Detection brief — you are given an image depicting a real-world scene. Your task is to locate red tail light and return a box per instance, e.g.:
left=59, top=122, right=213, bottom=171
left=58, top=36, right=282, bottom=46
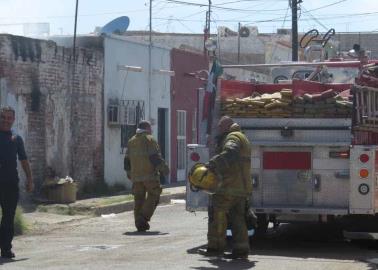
left=359, top=154, right=369, bottom=163
left=190, top=152, right=200, bottom=162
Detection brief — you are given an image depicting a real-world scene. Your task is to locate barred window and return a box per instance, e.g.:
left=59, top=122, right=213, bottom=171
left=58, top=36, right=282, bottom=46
left=120, top=100, right=145, bottom=148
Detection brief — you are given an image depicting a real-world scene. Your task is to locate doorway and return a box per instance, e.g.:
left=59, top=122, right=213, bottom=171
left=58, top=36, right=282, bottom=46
left=158, top=108, right=168, bottom=184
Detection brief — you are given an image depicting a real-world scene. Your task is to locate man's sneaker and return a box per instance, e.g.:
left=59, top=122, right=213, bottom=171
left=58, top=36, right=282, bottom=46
left=205, top=248, right=224, bottom=257
left=1, top=250, right=15, bottom=259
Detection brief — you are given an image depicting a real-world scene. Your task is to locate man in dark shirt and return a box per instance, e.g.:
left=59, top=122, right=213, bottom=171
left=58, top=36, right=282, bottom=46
left=0, top=106, right=33, bottom=259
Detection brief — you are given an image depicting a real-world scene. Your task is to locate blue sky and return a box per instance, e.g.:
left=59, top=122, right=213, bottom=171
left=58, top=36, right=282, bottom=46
left=0, top=0, right=377, bottom=36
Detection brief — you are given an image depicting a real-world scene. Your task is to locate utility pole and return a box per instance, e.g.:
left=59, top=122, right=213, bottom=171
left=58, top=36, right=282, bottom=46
left=71, top=0, right=79, bottom=178
left=73, top=0, right=79, bottom=63
left=237, top=22, right=241, bottom=64
left=148, top=0, right=152, bottom=120
left=291, top=0, right=299, bottom=61
left=204, top=0, right=211, bottom=54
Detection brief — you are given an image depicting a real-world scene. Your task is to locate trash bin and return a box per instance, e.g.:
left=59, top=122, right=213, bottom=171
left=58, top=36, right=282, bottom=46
left=47, top=182, right=77, bottom=204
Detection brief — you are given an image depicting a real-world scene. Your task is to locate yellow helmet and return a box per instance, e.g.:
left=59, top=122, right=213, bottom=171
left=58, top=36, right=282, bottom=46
left=188, top=163, right=218, bottom=193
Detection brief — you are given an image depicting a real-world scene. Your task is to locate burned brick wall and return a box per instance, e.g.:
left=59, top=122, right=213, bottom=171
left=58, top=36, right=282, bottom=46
left=0, top=34, right=104, bottom=192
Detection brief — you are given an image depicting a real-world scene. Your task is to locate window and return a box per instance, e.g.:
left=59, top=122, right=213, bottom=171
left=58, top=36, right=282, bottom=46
left=120, top=100, right=145, bottom=148
left=121, top=125, right=137, bottom=148
left=107, top=104, right=119, bottom=126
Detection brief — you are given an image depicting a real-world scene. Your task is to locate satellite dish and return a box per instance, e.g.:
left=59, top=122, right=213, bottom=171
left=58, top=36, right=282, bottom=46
left=101, top=16, right=130, bottom=35
left=205, top=38, right=217, bottom=52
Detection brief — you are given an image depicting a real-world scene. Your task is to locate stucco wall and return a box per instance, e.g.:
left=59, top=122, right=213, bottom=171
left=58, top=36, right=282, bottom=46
left=170, top=48, right=208, bottom=182
left=103, top=35, right=171, bottom=188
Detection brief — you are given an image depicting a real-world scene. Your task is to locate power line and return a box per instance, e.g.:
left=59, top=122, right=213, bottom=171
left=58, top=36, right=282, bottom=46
left=161, top=0, right=289, bottom=12
left=301, top=7, right=328, bottom=31
left=303, top=0, right=348, bottom=13
left=270, top=5, right=290, bottom=63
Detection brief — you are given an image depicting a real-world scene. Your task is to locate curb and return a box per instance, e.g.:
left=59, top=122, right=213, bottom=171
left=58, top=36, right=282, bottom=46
left=92, top=192, right=185, bottom=216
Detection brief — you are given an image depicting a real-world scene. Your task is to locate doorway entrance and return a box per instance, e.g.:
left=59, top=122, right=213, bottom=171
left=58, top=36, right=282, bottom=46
left=158, top=108, right=168, bottom=184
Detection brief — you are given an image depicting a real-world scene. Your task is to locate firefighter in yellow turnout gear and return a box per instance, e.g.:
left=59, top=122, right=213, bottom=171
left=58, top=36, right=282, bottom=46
left=124, top=120, right=170, bottom=232
left=206, top=116, right=252, bottom=259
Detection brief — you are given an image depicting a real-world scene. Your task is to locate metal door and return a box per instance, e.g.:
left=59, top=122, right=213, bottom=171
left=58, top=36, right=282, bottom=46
left=261, top=147, right=314, bottom=207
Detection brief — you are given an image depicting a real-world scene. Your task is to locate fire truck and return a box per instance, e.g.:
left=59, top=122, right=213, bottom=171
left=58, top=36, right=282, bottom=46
left=186, top=57, right=378, bottom=239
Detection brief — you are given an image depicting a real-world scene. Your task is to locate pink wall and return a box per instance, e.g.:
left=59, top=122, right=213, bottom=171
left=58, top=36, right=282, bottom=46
left=170, top=49, right=208, bottom=182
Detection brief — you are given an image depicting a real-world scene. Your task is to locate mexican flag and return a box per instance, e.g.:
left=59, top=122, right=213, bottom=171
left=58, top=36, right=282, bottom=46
left=203, top=59, right=223, bottom=128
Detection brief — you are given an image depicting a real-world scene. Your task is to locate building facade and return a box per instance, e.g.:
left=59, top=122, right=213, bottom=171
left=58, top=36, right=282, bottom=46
left=0, top=34, right=104, bottom=193
left=103, top=35, right=171, bottom=187
left=170, top=48, right=208, bottom=182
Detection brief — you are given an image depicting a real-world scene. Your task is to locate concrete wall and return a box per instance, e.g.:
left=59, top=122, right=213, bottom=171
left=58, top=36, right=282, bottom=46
left=124, top=33, right=265, bottom=64
left=0, top=34, right=104, bottom=192
left=103, top=35, right=171, bottom=188
left=335, top=33, right=378, bottom=59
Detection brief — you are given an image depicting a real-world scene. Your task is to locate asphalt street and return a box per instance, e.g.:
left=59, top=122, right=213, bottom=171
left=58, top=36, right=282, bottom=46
left=1, top=203, right=378, bottom=270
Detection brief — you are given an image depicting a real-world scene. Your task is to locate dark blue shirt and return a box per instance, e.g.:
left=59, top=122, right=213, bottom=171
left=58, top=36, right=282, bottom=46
left=0, top=130, right=27, bottom=183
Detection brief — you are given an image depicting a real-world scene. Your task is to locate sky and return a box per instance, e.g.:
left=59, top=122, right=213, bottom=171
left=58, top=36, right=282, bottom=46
left=0, top=0, right=377, bottom=36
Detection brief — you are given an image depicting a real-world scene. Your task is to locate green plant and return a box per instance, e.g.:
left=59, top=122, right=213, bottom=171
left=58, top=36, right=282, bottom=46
left=0, top=207, right=28, bottom=235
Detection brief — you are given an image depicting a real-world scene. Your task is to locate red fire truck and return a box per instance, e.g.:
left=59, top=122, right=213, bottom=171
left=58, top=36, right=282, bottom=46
left=186, top=60, right=378, bottom=239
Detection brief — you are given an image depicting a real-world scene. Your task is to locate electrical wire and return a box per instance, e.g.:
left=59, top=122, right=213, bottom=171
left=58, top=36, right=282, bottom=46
left=269, top=5, right=290, bottom=63
left=120, top=70, right=129, bottom=102
left=161, top=0, right=289, bottom=12
left=301, top=7, right=328, bottom=31
left=303, top=0, right=348, bottom=13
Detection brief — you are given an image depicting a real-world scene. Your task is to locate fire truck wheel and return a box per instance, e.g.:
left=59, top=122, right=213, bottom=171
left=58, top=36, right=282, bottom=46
left=274, top=75, right=288, bottom=83
left=254, top=214, right=269, bottom=239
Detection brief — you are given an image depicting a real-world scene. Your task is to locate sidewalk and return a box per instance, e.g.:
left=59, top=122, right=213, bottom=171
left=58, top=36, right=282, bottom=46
left=35, top=183, right=186, bottom=217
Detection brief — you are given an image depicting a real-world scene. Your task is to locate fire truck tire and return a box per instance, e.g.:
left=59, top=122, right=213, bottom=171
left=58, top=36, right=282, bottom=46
left=254, top=214, right=269, bottom=239
left=274, top=75, right=288, bottom=83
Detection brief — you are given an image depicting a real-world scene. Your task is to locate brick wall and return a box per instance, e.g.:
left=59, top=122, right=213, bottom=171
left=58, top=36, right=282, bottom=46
left=0, top=34, right=104, bottom=191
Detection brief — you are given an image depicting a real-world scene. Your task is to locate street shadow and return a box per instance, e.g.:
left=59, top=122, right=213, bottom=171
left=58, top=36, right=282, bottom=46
left=250, top=222, right=378, bottom=264
left=187, top=244, right=256, bottom=269
left=187, top=223, right=378, bottom=270
left=123, top=231, right=169, bottom=236
left=191, top=258, right=257, bottom=270
left=0, top=258, right=28, bottom=265
left=187, top=244, right=208, bottom=255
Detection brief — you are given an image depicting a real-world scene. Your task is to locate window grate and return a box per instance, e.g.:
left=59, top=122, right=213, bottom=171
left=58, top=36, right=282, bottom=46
left=120, top=100, right=145, bottom=148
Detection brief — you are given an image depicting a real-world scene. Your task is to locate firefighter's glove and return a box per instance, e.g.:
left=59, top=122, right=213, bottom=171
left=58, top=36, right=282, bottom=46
left=157, top=162, right=170, bottom=176
left=205, top=161, right=216, bottom=173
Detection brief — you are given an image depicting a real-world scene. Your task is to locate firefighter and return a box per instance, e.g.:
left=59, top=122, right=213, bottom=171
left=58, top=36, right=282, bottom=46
left=124, top=120, right=169, bottom=232
left=0, top=106, right=34, bottom=258
left=206, top=116, right=252, bottom=259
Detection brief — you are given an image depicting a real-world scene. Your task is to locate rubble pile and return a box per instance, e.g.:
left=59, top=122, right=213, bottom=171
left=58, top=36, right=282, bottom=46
left=357, top=64, right=378, bottom=88
left=221, top=88, right=352, bottom=118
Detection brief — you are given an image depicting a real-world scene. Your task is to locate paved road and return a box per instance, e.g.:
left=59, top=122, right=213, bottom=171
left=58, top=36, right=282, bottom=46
left=1, top=203, right=378, bottom=270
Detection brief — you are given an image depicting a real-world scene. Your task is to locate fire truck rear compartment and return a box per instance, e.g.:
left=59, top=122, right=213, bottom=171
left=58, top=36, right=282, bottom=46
left=242, top=118, right=351, bottom=218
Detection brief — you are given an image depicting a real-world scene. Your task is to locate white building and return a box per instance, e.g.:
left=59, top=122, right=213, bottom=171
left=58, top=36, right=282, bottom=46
left=103, top=35, right=171, bottom=188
